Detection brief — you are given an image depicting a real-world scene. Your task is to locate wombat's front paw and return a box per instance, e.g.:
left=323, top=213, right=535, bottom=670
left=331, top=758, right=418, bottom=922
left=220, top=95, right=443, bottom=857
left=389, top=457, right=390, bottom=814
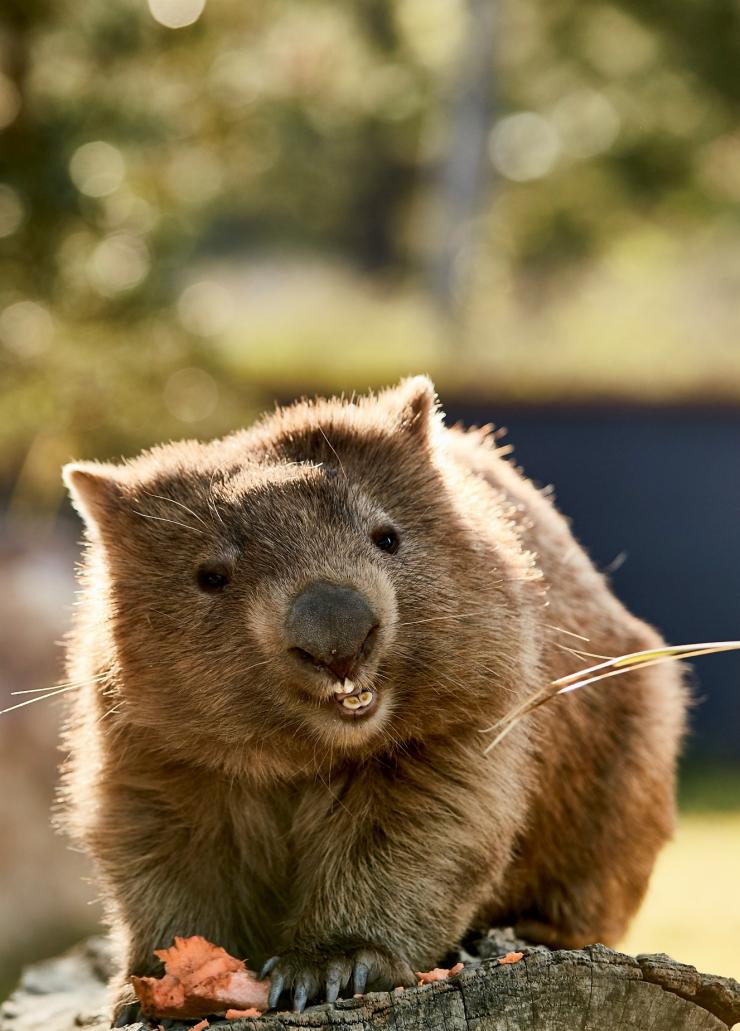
left=260, top=942, right=416, bottom=1012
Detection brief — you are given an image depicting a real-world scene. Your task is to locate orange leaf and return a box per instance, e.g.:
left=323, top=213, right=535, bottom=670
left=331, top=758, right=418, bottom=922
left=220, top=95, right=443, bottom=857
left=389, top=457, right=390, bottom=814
left=415, top=962, right=464, bottom=985
left=132, top=936, right=269, bottom=1019
left=154, top=937, right=242, bottom=980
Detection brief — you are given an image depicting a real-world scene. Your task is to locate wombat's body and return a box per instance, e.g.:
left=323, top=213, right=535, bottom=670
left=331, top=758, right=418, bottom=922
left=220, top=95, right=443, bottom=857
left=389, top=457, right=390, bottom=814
left=60, top=378, right=685, bottom=1020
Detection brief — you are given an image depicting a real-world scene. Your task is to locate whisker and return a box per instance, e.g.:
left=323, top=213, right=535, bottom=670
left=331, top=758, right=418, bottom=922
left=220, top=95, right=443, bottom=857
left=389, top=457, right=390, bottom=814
left=552, top=642, right=614, bottom=662
left=11, top=672, right=109, bottom=695
left=132, top=510, right=208, bottom=536
left=239, top=658, right=274, bottom=676
left=318, top=427, right=346, bottom=479
left=391, top=608, right=499, bottom=629
left=12, top=686, right=80, bottom=695
left=140, top=491, right=213, bottom=531
left=1, top=684, right=79, bottom=716
left=207, top=472, right=228, bottom=529
left=98, top=702, right=124, bottom=722
left=544, top=623, right=590, bottom=642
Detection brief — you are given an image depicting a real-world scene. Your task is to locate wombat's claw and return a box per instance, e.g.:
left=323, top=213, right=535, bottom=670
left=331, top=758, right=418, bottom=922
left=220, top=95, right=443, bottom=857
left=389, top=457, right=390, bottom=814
left=267, top=970, right=285, bottom=1010
left=264, top=944, right=415, bottom=1012
left=353, top=961, right=369, bottom=995
left=292, top=981, right=309, bottom=1013
left=112, top=1001, right=143, bottom=1027
left=325, top=961, right=344, bottom=1004
left=260, top=955, right=280, bottom=979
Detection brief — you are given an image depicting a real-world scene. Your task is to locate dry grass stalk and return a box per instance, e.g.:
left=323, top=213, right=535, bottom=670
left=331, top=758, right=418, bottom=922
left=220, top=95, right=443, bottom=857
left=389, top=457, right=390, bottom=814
left=481, top=641, right=740, bottom=755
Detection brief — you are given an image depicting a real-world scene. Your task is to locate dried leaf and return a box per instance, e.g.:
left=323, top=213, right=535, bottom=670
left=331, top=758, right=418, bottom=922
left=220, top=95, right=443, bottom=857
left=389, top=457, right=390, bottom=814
left=415, top=961, right=464, bottom=985
left=154, top=937, right=243, bottom=980
left=132, top=936, right=269, bottom=1019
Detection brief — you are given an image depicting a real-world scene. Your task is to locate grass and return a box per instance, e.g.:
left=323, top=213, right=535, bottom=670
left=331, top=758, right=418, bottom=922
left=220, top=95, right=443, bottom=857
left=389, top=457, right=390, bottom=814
left=679, top=764, right=740, bottom=814
left=620, top=810, right=740, bottom=985
left=621, top=766, right=740, bottom=997
left=207, top=238, right=740, bottom=405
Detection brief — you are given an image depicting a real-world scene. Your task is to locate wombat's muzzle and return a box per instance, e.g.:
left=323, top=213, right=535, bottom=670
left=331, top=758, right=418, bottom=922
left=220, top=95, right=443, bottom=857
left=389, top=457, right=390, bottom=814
left=285, top=582, right=379, bottom=682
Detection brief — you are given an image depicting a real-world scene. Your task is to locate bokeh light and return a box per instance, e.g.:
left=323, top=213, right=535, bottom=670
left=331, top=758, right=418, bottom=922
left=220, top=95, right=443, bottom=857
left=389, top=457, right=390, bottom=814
left=163, top=367, right=219, bottom=422
left=177, top=280, right=235, bottom=337
left=0, top=302, right=54, bottom=359
left=0, top=186, right=24, bottom=239
left=68, top=142, right=125, bottom=199
left=147, top=0, right=207, bottom=30
left=582, top=6, right=658, bottom=77
left=165, top=148, right=224, bottom=205
left=208, top=51, right=262, bottom=110
left=697, top=133, right=740, bottom=204
left=550, top=90, right=620, bottom=160
left=87, top=233, right=150, bottom=296
left=489, top=112, right=560, bottom=181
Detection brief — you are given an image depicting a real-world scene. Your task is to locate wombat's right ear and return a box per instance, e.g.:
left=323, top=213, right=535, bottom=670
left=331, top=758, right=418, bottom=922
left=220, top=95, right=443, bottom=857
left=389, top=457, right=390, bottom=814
left=62, top=462, right=124, bottom=533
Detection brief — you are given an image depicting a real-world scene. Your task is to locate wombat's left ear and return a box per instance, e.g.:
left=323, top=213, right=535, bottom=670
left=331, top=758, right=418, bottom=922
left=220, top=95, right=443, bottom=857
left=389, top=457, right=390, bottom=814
left=62, top=461, right=125, bottom=535
left=383, top=375, right=440, bottom=442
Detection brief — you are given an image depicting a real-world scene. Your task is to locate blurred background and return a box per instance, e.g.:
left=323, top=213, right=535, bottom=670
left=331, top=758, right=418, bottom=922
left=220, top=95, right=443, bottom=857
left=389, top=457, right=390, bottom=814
left=1, top=0, right=739, bottom=1005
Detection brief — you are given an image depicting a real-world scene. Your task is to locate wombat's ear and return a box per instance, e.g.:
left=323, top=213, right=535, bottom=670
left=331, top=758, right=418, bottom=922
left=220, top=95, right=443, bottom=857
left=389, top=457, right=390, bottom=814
left=62, top=462, right=125, bottom=534
left=382, top=375, right=439, bottom=442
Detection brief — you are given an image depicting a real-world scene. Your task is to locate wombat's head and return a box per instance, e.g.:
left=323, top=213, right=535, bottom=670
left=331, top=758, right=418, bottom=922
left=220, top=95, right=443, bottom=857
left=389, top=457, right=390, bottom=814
left=64, top=377, right=540, bottom=777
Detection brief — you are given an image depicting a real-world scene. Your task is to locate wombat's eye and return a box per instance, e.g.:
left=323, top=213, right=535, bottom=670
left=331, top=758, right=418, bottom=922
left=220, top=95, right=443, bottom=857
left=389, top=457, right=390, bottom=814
left=196, top=563, right=230, bottom=593
left=372, top=527, right=400, bottom=554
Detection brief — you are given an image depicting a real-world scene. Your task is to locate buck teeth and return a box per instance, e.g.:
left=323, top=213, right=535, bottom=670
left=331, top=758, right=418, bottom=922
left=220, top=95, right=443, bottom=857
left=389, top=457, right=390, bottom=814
left=340, top=690, right=374, bottom=711
left=333, top=680, right=356, bottom=696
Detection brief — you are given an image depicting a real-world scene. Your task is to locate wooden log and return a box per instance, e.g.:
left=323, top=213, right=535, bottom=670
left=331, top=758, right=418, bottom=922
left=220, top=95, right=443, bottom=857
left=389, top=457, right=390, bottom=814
left=2, top=930, right=738, bottom=1031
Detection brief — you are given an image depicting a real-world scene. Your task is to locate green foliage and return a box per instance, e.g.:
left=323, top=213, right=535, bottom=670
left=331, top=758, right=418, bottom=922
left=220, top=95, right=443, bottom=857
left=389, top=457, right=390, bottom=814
left=1, top=0, right=740, bottom=506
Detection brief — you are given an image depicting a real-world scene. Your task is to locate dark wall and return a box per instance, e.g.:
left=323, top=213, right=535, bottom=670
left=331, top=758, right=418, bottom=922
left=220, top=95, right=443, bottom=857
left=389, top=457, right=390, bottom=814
left=445, top=403, right=740, bottom=763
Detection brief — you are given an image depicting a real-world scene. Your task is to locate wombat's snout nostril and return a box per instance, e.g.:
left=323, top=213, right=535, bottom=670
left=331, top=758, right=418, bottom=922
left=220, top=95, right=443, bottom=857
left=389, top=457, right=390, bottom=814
left=286, top=582, right=379, bottom=682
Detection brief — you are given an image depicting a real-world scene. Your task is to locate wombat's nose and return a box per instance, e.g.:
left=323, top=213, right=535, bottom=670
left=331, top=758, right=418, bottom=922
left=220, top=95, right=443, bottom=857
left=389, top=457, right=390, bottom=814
left=286, top=582, right=378, bottom=681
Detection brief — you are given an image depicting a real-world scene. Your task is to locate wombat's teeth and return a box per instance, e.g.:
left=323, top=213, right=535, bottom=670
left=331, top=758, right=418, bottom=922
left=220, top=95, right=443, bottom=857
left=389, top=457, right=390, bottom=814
left=342, top=696, right=362, bottom=709
left=358, top=691, right=373, bottom=706
left=333, top=680, right=355, bottom=696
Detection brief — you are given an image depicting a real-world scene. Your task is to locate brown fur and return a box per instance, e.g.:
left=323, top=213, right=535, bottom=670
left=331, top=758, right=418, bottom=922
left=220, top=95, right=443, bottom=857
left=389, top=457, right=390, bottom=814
left=59, top=377, right=685, bottom=1017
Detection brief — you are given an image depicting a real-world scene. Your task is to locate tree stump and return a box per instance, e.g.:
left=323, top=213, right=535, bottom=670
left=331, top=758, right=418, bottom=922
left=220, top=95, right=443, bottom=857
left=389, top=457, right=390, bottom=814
left=2, top=930, right=738, bottom=1031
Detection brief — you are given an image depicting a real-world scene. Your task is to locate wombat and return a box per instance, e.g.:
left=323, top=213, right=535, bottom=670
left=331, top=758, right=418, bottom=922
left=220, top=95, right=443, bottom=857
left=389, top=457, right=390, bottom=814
left=60, top=376, right=685, bottom=1021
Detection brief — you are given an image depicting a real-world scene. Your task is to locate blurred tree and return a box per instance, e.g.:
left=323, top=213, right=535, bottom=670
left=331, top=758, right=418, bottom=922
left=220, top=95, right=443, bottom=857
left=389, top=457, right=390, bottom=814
left=427, top=0, right=496, bottom=318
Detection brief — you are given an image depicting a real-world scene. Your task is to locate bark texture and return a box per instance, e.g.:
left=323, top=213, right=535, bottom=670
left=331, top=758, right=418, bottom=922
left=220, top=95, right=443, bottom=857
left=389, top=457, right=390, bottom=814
left=2, top=931, right=738, bottom=1031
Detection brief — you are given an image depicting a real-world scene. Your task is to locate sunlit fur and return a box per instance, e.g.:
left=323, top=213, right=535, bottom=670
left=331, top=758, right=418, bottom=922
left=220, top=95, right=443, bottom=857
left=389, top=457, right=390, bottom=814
left=58, top=377, right=686, bottom=1017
